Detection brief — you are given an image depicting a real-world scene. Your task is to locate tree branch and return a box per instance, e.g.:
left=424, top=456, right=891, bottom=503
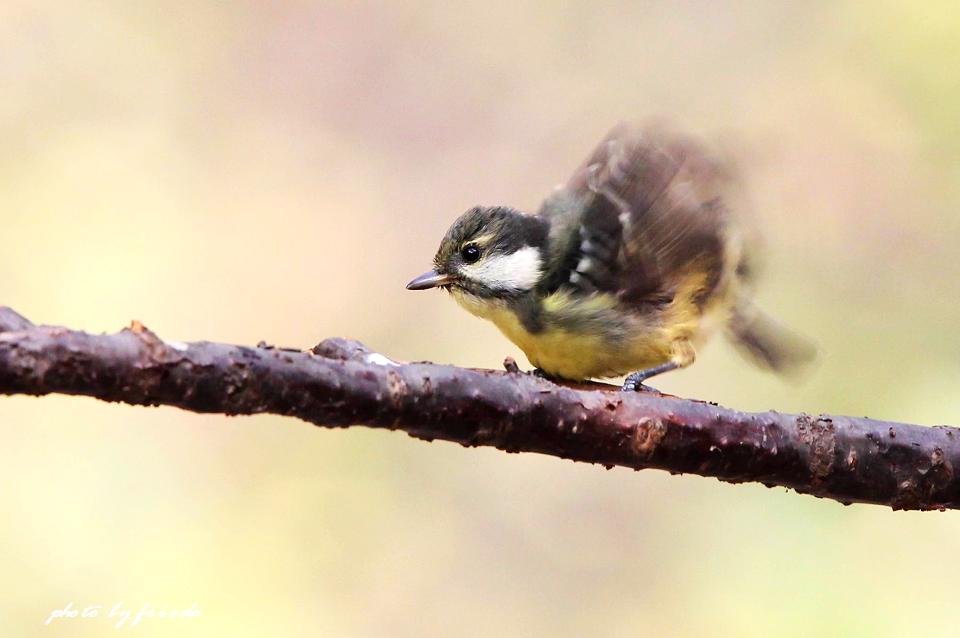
left=0, top=306, right=955, bottom=511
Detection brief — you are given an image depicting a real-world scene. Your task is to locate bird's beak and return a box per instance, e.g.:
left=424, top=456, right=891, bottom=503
left=406, top=270, right=456, bottom=290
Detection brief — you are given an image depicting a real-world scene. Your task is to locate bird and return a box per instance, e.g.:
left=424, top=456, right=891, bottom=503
left=406, top=123, right=815, bottom=391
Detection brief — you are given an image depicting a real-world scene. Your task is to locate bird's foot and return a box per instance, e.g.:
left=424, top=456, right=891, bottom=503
left=621, top=374, right=661, bottom=394
left=621, top=361, right=680, bottom=393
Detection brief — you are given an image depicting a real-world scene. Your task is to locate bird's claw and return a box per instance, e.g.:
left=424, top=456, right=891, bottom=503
left=622, top=373, right=661, bottom=394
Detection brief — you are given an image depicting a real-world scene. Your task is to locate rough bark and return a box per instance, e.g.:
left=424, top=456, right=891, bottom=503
left=0, top=306, right=956, bottom=511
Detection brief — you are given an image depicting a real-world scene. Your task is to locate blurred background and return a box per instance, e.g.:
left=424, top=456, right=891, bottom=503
left=2, top=1, right=959, bottom=635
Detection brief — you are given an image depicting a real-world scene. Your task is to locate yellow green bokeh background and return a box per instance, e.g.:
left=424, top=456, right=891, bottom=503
left=3, top=2, right=960, bottom=636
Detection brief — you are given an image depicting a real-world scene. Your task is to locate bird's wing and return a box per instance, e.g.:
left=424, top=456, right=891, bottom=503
left=537, top=124, right=733, bottom=305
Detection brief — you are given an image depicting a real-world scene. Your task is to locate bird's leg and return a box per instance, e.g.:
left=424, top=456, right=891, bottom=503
left=622, top=361, right=679, bottom=393
left=624, top=340, right=695, bottom=393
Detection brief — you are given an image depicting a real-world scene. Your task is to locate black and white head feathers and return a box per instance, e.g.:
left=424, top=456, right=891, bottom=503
left=432, top=206, right=549, bottom=298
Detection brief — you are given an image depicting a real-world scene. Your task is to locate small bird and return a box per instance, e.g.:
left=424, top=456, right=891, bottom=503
left=407, top=124, right=814, bottom=391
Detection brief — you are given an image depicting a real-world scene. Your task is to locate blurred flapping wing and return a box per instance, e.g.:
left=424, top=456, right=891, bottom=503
left=537, top=124, right=732, bottom=305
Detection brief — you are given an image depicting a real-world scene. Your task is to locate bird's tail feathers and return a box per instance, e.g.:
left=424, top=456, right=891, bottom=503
left=726, top=301, right=817, bottom=378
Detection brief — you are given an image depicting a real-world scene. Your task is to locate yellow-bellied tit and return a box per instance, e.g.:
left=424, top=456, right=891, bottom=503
left=407, top=124, right=815, bottom=391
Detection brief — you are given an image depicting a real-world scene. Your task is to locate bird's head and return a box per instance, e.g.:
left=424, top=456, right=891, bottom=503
left=406, top=206, right=548, bottom=299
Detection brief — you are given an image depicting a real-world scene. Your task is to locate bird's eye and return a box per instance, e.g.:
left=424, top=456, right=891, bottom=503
left=461, top=244, right=481, bottom=264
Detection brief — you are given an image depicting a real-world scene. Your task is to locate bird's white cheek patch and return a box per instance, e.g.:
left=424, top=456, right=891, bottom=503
left=463, top=246, right=542, bottom=292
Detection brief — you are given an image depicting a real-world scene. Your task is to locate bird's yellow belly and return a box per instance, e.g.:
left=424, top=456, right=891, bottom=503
left=505, top=324, right=671, bottom=380
left=451, top=290, right=673, bottom=380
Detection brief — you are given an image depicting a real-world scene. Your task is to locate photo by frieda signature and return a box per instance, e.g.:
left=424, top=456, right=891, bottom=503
left=44, top=601, right=201, bottom=629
